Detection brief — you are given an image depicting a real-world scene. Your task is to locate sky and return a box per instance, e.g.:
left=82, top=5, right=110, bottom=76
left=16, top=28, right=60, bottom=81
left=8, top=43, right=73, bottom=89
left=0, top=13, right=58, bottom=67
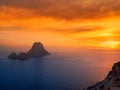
left=0, top=0, right=120, bottom=49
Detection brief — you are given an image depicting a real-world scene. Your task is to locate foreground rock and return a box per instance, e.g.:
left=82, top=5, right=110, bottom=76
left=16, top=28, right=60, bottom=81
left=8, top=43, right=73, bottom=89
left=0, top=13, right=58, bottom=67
left=8, top=42, right=50, bottom=60
left=87, top=62, right=120, bottom=90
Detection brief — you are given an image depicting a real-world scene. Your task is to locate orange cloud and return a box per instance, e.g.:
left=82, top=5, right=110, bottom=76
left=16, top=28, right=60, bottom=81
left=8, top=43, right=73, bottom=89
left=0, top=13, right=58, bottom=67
left=0, top=26, right=25, bottom=31
left=0, top=0, right=120, bottom=49
left=45, top=26, right=104, bottom=35
left=0, top=0, right=120, bottom=20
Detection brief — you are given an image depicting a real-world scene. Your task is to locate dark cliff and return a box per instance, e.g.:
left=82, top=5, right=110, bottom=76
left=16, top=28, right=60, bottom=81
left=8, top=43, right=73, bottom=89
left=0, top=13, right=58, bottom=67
left=87, top=62, right=120, bottom=90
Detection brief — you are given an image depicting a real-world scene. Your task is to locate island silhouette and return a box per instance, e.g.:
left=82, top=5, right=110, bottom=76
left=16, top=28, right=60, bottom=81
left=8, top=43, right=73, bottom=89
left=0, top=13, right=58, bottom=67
left=8, top=42, right=50, bottom=60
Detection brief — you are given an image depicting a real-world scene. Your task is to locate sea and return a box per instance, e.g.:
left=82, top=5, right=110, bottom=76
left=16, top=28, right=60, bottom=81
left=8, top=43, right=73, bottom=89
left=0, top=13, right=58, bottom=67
left=0, top=47, right=120, bottom=90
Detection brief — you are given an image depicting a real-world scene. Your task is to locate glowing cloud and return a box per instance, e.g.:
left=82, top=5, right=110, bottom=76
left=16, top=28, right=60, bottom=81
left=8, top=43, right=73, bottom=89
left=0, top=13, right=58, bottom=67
left=0, top=0, right=120, bottom=49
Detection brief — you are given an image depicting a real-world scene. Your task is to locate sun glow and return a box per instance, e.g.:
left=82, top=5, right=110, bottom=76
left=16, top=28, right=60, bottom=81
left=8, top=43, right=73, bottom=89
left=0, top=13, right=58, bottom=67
left=101, top=41, right=119, bottom=49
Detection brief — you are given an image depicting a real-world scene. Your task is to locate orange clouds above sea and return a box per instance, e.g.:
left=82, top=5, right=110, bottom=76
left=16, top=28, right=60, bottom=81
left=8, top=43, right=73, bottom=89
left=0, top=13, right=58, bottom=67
left=0, top=0, right=120, bottom=49
left=0, top=0, right=120, bottom=20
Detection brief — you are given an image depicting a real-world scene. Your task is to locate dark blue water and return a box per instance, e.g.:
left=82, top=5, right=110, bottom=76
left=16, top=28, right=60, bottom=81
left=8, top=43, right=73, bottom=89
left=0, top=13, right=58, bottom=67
left=0, top=49, right=120, bottom=90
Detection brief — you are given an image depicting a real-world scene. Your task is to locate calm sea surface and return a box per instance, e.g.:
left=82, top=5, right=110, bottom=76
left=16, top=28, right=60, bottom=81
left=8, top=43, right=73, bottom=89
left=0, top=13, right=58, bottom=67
left=0, top=48, right=120, bottom=90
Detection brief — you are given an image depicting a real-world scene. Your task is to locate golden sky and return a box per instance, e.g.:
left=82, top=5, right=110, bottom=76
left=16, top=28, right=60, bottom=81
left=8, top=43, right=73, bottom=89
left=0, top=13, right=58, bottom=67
left=0, top=0, right=120, bottom=49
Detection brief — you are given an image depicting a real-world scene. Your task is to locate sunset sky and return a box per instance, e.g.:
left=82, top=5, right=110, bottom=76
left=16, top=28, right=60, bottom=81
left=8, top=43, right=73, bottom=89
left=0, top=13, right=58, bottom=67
left=0, top=0, right=120, bottom=49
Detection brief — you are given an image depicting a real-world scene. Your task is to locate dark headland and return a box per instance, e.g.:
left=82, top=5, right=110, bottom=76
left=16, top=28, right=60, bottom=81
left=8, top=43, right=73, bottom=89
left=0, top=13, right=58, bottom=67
left=87, top=61, right=120, bottom=90
left=8, top=42, right=50, bottom=60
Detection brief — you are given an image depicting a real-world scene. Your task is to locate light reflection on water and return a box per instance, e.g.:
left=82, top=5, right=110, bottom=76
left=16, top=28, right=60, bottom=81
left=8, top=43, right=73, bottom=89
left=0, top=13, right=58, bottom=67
left=0, top=48, right=120, bottom=89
